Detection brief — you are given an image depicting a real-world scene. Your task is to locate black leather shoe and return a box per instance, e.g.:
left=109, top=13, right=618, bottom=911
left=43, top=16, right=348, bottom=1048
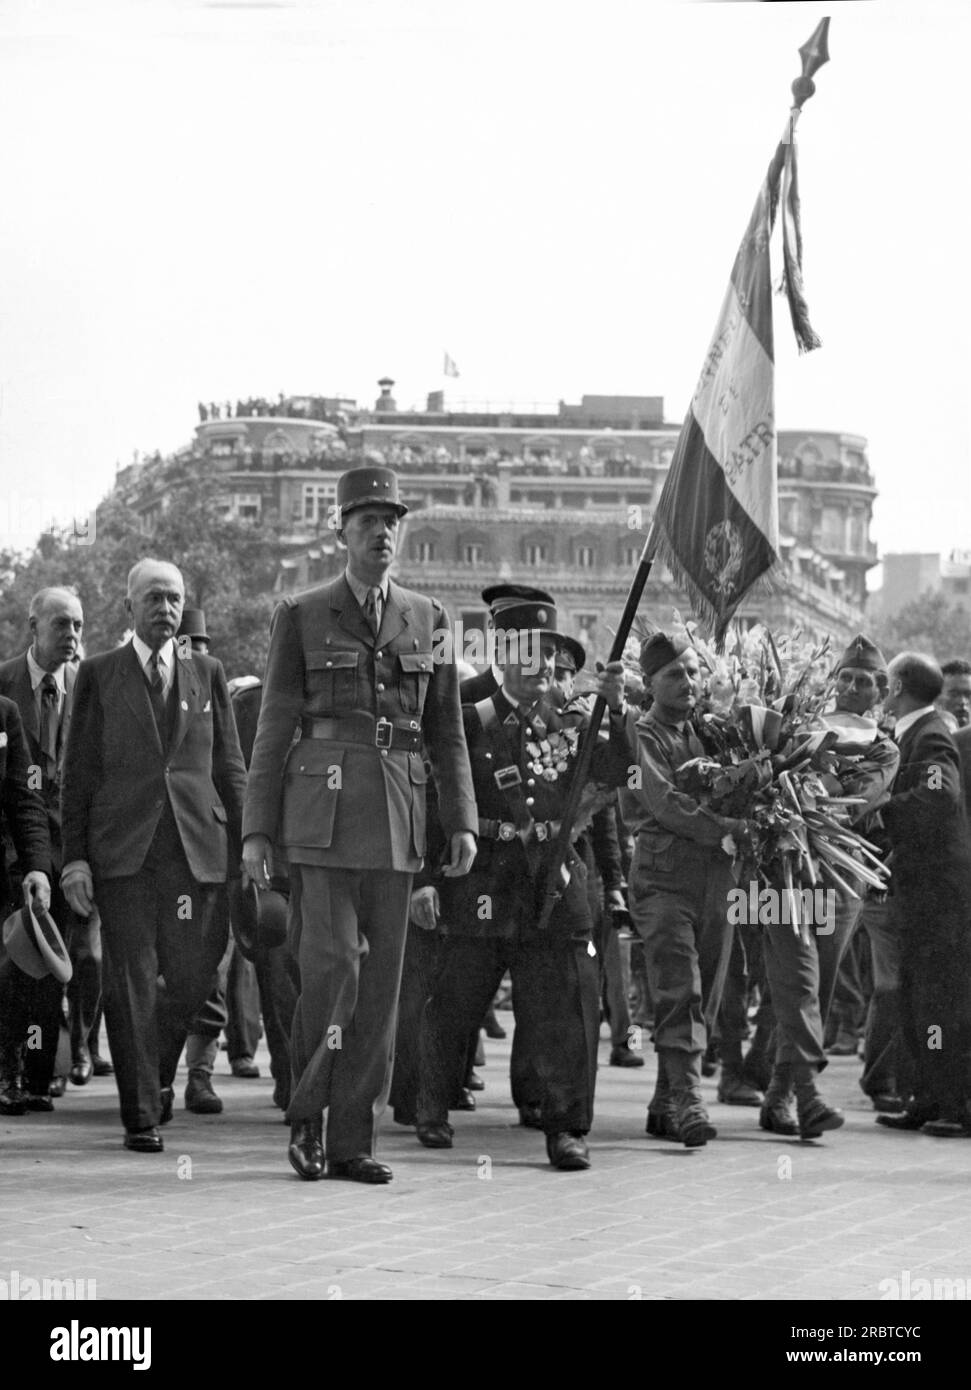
left=70, top=1050, right=92, bottom=1086
left=454, top=1088, right=476, bottom=1111
left=24, top=1094, right=55, bottom=1113
left=546, top=1132, right=591, bottom=1171
left=91, top=1055, right=114, bottom=1077
left=877, top=1110, right=933, bottom=1132
left=465, top=1071, right=485, bottom=1091
left=48, top=1076, right=67, bottom=1098
left=518, top=1103, right=542, bottom=1130
left=159, top=1087, right=174, bottom=1126
left=124, top=1127, right=163, bottom=1153
left=921, top=1119, right=971, bottom=1138
left=870, top=1093, right=905, bottom=1114
left=288, top=1120, right=324, bottom=1180
left=416, top=1121, right=454, bottom=1149
left=609, top=1045, right=645, bottom=1068
left=327, top=1155, right=393, bottom=1184
left=185, top=1071, right=223, bottom=1115
left=0, top=1086, right=26, bottom=1117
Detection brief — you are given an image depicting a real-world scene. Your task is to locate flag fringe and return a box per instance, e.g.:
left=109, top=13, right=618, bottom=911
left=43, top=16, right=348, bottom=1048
left=649, top=527, right=782, bottom=650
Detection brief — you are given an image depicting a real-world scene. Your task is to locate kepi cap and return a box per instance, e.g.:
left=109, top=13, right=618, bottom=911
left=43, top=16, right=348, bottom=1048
left=337, top=467, right=408, bottom=521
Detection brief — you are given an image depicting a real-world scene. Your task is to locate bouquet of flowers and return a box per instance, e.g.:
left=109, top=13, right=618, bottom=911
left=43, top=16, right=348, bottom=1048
left=625, top=615, right=891, bottom=931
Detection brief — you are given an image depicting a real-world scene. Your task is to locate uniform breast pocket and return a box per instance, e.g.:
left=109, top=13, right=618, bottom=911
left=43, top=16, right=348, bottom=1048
left=635, top=830, right=677, bottom=875
left=305, top=649, right=359, bottom=712
left=397, top=652, right=433, bottom=715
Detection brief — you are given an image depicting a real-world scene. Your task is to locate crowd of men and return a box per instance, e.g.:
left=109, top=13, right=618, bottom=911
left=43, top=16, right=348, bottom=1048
left=1, top=463, right=970, bottom=1179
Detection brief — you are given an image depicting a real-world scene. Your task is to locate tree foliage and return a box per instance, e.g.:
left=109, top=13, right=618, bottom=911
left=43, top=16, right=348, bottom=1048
left=0, top=472, right=286, bottom=677
left=872, top=590, right=971, bottom=664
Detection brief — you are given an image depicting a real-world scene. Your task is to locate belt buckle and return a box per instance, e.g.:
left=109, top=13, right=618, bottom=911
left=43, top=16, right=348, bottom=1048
left=534, top=822, right=548, bottom=843
left=498, top=822, right=517, bottom=842
left=494, top=765, right=522, bottom=790
left=375, top=718, right=393, bottom=749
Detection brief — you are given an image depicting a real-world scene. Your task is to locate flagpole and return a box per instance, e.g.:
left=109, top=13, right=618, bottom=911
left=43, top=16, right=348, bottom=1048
left=535, top=18, right=831, bottom=933
left=535, top=524, right=657, bottom=933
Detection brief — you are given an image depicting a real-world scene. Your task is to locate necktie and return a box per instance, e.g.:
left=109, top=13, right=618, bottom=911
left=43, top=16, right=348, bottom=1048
left=148, top=652, right=167, bottom=737
left=364, top=587, right=381, bottom=637
left=40, top=674, right=59, bottom=779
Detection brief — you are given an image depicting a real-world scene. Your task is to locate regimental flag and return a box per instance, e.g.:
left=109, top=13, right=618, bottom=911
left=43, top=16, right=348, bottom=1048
left=443, top=352, right=460, bottom=378
left=651, top=61, right=825, bottom=645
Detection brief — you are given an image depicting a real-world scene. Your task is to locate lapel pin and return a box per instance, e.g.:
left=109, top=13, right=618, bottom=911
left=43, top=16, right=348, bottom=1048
left=181, top=700, right=189, bottom=711
left=203, top=700, right=211, bottom=712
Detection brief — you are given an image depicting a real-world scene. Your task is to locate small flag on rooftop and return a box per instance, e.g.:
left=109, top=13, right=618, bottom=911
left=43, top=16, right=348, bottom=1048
left=443, top=352, right=460, bottom=378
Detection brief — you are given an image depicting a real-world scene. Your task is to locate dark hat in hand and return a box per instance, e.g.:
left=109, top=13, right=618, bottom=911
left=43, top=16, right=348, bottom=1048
left=229, top=879, right=289, bottom=962
left=2, top=901, right=73, bottom=983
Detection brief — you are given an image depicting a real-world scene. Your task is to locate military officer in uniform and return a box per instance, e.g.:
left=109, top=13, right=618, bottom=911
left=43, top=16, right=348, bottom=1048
left=413, top=596, right=635, bottom=1171
left=242, top=466, right=477, bottom=1184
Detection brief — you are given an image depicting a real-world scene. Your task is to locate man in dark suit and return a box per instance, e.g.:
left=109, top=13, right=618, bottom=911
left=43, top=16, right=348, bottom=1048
left=954, top=721, right=971, bottom=829
left=60, top=560, right=247, bottom=1152
left=242, top=466, right=477, bottom=1184
left=413, top=596, right=635, bottom=1170
left=0, top=587, right=95, bottom=1107
left=877, top=652, right=971, bottom=1137
left=0, top=692, right=56, bottom=1113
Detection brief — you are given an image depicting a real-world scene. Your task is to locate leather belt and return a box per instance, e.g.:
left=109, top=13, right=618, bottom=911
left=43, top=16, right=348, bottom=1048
left=300, top=715, right=422, bottom=752
left=478, top=817, right=561, bottom=844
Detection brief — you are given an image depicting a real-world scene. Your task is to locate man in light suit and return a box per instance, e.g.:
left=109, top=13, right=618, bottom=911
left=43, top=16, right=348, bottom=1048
left=0, top=587, right=93, bottom=1109
left=242, top=466, right=477, bottom=1184
left=60, top=560, right=247, bottom=1152
left=877, top=652, right=971, bottom=1137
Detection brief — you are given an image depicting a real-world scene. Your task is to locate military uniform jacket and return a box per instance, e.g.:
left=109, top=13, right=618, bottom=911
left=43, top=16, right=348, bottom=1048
left=61, top=643, right=247, bottom=884
left=0, top=652, right=76, bottom=872
left=242, top=575, right=477, bottom=873
left=422, top=690, right=636, bottom=941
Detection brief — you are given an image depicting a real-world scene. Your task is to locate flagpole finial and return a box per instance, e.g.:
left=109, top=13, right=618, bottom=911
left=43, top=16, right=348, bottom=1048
left=791, top=17, right=830, bottom=109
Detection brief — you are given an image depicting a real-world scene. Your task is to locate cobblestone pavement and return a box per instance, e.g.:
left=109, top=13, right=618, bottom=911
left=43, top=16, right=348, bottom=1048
left=2, top=1023, right=970, bottom=1305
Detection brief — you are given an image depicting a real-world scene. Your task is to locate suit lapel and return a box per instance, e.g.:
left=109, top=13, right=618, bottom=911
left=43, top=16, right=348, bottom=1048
left=13, top=655, right=39, bottom=744
left=169, top=650, right=200, bottom=758
left=61, top=661, right=77, bottom=753
left=120, top=643, right=164, bottom=756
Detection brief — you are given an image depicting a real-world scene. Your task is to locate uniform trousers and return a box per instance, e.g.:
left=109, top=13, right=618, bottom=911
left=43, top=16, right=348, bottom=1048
left=761, top=893, right=861, bottom=1071
left=418, top=935, right=600, bottom=1135
left=97, top=824, right=226, bottom=1133
left=627, top=839, right=734, bottom=1058
left=285, top=864, right=412, bottom=1160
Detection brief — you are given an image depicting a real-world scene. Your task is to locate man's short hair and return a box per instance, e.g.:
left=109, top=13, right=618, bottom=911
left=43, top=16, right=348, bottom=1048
left=890, top=652, right=943, bottom=704
left=941, top=658, right=971, bottom=678
left=28, top=586, right=81, bottom=621
left=126, top=559, right=184, bottom=598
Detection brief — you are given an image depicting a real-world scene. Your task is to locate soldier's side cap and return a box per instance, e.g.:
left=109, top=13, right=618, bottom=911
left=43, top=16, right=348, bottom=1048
left=554, top=637, right=586, bottom=674
left=491, top=599, right=564, bottom=641
left=481, top=583, right=555, bottom=608
left=337, top=466, right=408, bottom=520
left=2, top=901, right=73, bottom=983
left=835, top=633, right=887, bottom=675
left=639, top=631, right=692, bottom=679
left=177, top=609, right=209, bottom=643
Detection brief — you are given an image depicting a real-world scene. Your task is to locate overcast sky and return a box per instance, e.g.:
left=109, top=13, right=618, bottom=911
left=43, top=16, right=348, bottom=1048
left=0, top=0, right=967, bottom=585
